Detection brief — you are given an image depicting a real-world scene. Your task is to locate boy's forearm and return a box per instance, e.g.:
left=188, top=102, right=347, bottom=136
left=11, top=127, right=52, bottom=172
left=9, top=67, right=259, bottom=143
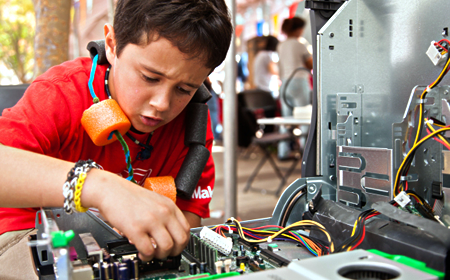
left=0, top=144, right=78, bottom=208
left=182, top=211, right=201, bottom=228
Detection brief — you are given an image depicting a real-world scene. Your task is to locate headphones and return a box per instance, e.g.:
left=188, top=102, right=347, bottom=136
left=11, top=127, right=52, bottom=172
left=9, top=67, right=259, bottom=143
left=82, top=40, right=212, bottom=200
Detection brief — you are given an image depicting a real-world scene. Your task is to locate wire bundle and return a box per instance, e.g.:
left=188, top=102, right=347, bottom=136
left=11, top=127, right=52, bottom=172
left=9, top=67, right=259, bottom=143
left=394, top=43, right=450, bottom=197
left=425, top=118, right=450, bottom=150
left=335, top=209, right=380, bottom=252
left=212, top=218, right=334, bottom=257
left=402, top=190, right=436, bottom=220
left=333, top=39, right=450, bottom=254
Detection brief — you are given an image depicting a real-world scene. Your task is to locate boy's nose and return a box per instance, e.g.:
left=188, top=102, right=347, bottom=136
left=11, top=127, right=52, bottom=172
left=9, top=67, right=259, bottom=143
left=150, top=87, right=170, bottom=112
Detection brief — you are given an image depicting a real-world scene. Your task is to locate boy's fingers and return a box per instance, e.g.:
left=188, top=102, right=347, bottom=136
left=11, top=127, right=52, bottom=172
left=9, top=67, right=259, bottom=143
left=166, top=218, right=190, bottom=256
left=145, top=216, right=189, bottom=259
left=133, top=233, right=157, bottom=262
left=151, top=238, right=157, bottom=249
left=149, top=226, right=176, bottom=260
left=176, top=209, right=191, bottom=232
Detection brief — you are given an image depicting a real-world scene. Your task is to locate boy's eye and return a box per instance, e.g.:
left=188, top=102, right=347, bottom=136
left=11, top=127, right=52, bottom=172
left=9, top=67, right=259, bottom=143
left=143, top=75, right=159, bottom=83
left=177, top=86, right=192, bottom=95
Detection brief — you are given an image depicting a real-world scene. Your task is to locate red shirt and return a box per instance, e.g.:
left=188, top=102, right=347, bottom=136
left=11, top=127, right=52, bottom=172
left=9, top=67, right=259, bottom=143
left=0, top=57, right=215, bottom=234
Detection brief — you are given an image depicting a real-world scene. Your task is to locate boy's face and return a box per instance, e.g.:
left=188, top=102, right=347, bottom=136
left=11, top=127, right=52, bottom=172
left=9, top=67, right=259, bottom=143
left=105, top=28, right=211, bottom=133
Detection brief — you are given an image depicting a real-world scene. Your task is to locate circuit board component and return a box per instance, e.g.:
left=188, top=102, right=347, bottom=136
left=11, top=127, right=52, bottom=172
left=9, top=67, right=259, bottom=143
left=199, top=226, right=233, bottom=256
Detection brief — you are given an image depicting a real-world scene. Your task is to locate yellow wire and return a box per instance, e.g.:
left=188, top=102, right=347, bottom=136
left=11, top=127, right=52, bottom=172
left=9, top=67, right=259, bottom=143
left=413, top=57, right=450, bottom=146
left=432, top=122, right=446, bottom=128
left=346, top=210, right=378, bottom=251
left=398, top=59, right=450, bottom=195
left=425, top=118, right=450, bottom=147
left=408, top=192, right=424, bottom=205
left=395, top=126, right=450, bottom=194
left=243, top=225, right=325, bottom=254
left=349, top=209, right=376, bottom=238
left=350, top=219, right=359, bottom=237
left=228, top=218, right=335, bottom=253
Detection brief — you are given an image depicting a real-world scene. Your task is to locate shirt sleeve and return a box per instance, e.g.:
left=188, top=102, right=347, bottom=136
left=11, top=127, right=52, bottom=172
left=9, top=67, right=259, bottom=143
left=0, top=80, right=78, bottom=156
left=298, top=41, right=312, bottom=63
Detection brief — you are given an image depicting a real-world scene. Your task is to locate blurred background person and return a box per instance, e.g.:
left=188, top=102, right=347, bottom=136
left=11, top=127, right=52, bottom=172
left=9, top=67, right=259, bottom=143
left=253, top=35, right=279, bottom=96
left=205, top=77, right=222, bottom=142
left=277, top=17, right=312, bottom=160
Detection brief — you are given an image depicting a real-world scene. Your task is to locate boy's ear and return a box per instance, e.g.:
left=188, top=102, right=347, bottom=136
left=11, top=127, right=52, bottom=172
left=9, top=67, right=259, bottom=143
left=104, top=23, right=117, bottom=65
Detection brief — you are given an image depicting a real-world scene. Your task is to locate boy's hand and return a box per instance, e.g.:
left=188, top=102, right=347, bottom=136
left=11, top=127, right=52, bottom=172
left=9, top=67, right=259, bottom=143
left=83, top=170, right=190, bottom=261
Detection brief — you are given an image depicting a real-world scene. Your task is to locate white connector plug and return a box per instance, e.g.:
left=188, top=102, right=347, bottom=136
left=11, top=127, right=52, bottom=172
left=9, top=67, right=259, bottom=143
left=199, top=226, right=233, bottom=255
left=426, top=41, right=448, bottom=66
left=394, top=191, right=411, bottom=208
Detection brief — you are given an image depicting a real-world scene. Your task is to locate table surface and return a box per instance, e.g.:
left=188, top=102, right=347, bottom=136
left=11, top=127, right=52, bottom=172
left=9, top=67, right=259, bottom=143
left=257, top=116, right=311, bottom=126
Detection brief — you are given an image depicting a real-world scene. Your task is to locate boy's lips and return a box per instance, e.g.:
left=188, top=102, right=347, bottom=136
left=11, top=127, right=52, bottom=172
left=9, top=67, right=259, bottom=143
left=140, top=115, right=162, bottom=127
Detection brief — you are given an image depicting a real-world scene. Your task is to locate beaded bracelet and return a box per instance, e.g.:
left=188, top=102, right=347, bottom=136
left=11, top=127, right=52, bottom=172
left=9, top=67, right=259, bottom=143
left=63, top=160, right=100, bottom=214
left=74, top=172, right=88, bottom=213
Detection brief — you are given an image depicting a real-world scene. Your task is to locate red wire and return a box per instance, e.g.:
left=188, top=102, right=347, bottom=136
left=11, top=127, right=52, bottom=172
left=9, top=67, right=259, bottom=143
left=426, top=128, right=450, bottom=150
left=351, top=226, right=366, bottom=250
left=434, top=42, right=448, bottom=52
left=409, top=194, right=420, bottom=203
left=434, top=137, right=450, bottom=150
left=351, top=213, right=380, bottom=250
left=438, top=39, right=450, bottom=46
left=253, top=225, right=283, bottom=230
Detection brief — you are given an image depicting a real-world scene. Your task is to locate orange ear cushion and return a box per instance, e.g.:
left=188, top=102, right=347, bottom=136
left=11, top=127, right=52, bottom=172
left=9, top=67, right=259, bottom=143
left=81, top=99, right=131, bottom=146
left=143, top=176, right=177, bottom=203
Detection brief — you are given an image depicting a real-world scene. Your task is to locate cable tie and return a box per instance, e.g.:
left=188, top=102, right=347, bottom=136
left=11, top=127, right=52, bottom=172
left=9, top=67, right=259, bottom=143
left=230, top=217, right=235, bottom=222
left=267, top=237, right=272, bottom=243
left=227, top=225, right=233, bottom=234
left=426, top=86, right=431, bottom=93
left=417, top=98, right=427, bottom=104
left=400, top=176, right=408, bottom=181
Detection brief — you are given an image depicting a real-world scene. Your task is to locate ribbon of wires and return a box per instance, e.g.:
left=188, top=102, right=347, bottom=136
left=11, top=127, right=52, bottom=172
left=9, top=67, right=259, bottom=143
left=211, top=218, right=334, bottom=257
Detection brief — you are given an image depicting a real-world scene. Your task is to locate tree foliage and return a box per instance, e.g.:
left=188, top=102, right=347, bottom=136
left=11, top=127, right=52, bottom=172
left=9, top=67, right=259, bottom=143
left=0, top=0, right=35, bottom=84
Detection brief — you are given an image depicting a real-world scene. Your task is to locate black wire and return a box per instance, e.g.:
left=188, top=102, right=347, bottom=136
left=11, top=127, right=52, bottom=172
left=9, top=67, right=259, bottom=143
left=396, top=126, right=447, bottom=193
left=336, top=209, right=376, bottom=252
left=405, top=190, right=435, bottom=217
left=304, top=234, right=332, bottom=253
left=104, top=65, right=111, bottom=98
left=403, top=54, right=450, bottom=177
left=287, top=225, right=334, bottom=248
left=126, top=132, right=154, bottom=161
left=280, top=187, right=306, bottom=227
left=396, top=54, right=450, bottom=194
left=227, top=219, right=332, bottom=255
left=278, top=184, right=307, bottom=227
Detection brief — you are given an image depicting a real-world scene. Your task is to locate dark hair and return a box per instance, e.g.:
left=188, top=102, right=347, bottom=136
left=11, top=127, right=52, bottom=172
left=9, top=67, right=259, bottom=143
left=281, top=17, right=306, bottom=35
left=114, top=0, right=233, bottom=70
left=264, top=35, right=278, bottom=51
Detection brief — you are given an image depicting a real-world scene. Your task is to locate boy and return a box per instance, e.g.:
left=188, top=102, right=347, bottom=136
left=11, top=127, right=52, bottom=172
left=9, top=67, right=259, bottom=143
left=0, top=0, right=232, bottom=277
